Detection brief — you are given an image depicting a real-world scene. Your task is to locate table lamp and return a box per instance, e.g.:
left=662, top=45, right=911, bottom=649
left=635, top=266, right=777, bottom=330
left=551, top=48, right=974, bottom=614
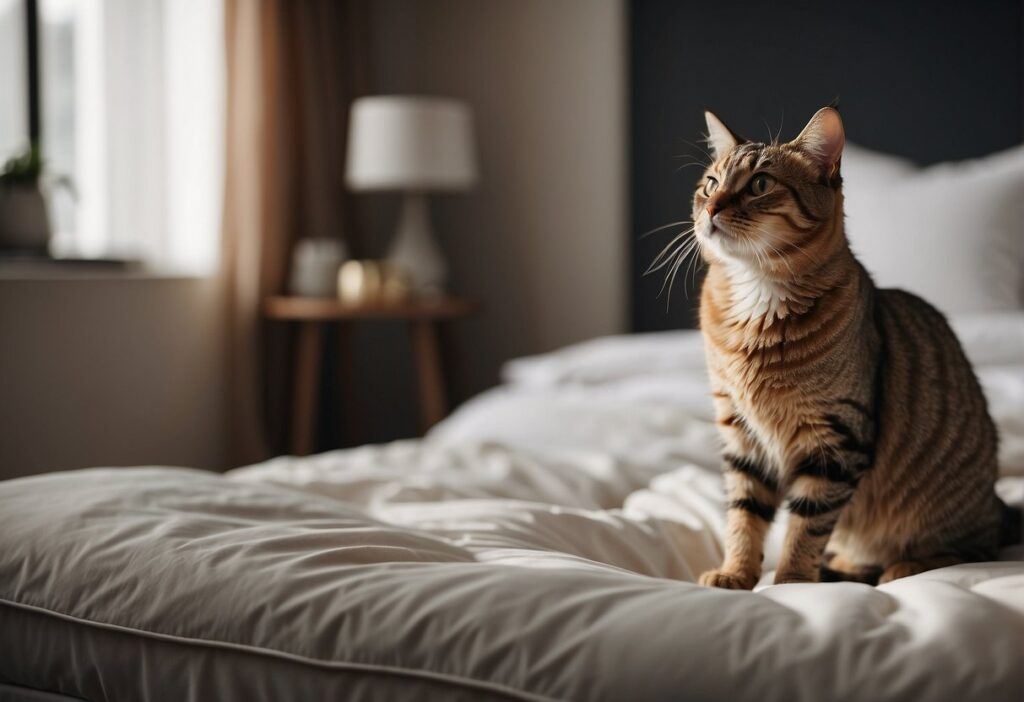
left=345, top=96, right=478, bottom=295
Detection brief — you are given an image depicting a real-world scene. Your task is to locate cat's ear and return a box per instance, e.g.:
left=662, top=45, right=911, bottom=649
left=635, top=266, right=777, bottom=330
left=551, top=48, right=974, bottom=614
left=704, top=111, right=743, bottom=160
left=792, top=107, right=845, bottom=175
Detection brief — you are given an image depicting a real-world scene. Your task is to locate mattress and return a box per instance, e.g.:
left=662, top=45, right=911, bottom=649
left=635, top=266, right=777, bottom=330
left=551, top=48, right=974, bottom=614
left=1, top=313, right=1023, bottom=701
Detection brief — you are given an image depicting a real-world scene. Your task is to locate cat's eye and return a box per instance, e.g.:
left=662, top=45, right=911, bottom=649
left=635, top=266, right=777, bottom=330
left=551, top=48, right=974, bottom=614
left=704, top=176, right=719, bottom=196
left=748, top=173, right=774, bottom=196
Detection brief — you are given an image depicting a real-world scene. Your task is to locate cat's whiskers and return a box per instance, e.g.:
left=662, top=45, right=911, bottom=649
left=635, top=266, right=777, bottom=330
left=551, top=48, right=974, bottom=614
left=675, top=162, right=713, bottom=173
left=664, top=240, right=695, bottom=310
left=655, top=235, right=692, bottom=296
left=682, top=139, right=714, bottom=163
left=645, top=227, right=696, bottom=275
left=653, top=232, right=703, bottom=309
left=641, top=220, right=694, bottom=240
left=683, top=237, right=706, bottom=296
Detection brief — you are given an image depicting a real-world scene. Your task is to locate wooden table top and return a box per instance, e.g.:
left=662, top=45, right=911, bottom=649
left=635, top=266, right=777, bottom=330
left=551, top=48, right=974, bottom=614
left=264, top=295, right=479, bottom=321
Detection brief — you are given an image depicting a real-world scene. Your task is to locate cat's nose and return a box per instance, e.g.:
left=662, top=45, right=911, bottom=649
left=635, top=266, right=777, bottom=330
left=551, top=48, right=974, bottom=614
left=706, top=196, right=724, bottom=217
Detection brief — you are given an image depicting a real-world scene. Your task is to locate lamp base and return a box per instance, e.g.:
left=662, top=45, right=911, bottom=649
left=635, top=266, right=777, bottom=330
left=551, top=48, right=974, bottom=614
left=387, top=193, right=447, bottom=296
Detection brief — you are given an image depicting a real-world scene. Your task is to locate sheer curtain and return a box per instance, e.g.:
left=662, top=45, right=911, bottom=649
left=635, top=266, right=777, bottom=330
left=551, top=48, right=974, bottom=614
left=35, top=0, right=224, bottom=271
left=221, top=0, right=369, bottom=466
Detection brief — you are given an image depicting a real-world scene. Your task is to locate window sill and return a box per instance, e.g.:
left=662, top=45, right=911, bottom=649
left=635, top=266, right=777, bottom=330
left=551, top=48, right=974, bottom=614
left=0, top=259, right=214, bottom=282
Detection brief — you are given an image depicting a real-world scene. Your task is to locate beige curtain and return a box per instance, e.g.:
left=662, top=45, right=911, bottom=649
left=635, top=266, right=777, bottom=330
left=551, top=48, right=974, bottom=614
left=222, top=0, right=369, bottom=467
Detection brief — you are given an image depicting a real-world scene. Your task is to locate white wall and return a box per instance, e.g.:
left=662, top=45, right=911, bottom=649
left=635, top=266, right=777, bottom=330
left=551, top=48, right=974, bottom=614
left=0, top=275, right=224, bottom=479
left=368, top=0, right=628, bottom=398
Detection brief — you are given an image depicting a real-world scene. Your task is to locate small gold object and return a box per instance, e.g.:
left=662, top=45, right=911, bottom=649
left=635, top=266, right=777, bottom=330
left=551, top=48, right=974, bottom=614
left=338, top=260, right=411, bottom=305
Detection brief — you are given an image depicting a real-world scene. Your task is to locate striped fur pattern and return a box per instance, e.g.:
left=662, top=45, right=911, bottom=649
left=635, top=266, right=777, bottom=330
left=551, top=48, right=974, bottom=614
left=690, top=108, right=1009, bottom=588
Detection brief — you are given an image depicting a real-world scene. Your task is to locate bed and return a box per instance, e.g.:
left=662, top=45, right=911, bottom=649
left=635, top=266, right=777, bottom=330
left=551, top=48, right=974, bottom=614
left=2, top=302, right=1023, bottom=700
left=4, top=11, right=1024, bottom=688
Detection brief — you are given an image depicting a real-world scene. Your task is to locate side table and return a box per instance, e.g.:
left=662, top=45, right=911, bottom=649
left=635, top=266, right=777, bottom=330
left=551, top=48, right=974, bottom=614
left=264, top=295, right=478, bottom=455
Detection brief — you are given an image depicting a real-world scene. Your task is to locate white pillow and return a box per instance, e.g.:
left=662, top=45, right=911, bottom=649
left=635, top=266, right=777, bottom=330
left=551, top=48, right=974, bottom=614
left=841, top=142, right=916, bottom=184
left=841, top=143, right=1024, bottom=315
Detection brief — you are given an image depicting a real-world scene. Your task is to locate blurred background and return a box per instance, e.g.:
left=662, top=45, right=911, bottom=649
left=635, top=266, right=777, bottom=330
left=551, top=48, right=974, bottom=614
left=0, top=0, right=1020, bottom=479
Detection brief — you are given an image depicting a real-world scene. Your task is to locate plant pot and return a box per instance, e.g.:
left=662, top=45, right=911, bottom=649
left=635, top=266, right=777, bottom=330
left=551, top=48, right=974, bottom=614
left=0, top=184, right=51, bottom=254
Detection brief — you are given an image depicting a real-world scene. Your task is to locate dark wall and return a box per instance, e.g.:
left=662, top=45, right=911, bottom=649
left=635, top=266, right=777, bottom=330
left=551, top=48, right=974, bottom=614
left=630, top=0, right=1024, bottom=331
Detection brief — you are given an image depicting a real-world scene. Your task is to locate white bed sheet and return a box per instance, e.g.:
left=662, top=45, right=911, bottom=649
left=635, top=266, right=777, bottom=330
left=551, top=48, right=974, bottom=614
left=228, top=311, right=1024, bottom=699
left=1, top=313, right=1022, bottom=701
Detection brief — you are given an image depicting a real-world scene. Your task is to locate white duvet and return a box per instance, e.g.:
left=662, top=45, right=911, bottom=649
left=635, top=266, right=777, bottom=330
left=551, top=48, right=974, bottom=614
left=1, top=313, right=1022, bottom=701
left=229, top=312, right=1024, bottom=699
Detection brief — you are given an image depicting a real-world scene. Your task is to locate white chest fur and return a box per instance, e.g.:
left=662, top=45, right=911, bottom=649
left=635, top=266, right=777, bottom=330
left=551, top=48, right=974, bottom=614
left=722, top=261, right=798, bottom=324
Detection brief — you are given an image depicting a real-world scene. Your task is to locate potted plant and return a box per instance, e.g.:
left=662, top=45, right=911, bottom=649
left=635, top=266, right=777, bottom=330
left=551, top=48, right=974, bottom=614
left=0, top=143, right=52, bottom=255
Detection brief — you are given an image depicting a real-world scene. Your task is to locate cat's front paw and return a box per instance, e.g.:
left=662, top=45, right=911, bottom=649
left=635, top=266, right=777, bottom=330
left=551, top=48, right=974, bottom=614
left=698, top=569, right=758, bottom=590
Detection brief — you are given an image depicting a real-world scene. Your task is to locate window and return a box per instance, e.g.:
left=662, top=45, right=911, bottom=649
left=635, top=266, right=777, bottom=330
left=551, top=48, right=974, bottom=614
left=0, top=0, right=27, bottom=158
left=4, top=0, right=224, bottom=273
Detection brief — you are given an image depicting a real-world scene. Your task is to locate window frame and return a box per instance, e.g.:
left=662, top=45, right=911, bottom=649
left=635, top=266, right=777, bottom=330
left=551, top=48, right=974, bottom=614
left=24, top=0, right=39, bottom=147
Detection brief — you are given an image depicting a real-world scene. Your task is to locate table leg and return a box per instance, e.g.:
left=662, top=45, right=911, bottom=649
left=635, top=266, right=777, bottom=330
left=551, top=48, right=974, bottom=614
left=409, top=320, right=447, bottom=433
left=334, top=321, right=361, bottom=446
left=291, top=321, right=323, bottom=456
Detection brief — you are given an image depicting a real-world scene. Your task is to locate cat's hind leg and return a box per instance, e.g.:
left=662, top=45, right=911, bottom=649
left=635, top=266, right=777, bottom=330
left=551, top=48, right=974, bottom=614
left=878, top=555, right=964, bottom=584
left=819, top=552, right=882, bottom=585
left=880, top=520, right=1003, bottom=583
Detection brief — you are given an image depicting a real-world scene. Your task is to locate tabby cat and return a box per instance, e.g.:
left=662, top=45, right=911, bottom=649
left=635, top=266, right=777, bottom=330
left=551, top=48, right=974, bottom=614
left=682, top=107, right=1019, bottom=588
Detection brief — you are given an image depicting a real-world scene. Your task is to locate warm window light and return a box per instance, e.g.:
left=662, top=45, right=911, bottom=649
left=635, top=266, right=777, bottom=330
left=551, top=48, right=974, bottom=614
left=4, top=0, right=224, bottom=273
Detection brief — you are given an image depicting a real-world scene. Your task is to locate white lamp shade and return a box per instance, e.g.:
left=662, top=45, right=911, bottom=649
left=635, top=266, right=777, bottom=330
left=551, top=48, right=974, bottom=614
left=345, top=96, right=478, bottom=191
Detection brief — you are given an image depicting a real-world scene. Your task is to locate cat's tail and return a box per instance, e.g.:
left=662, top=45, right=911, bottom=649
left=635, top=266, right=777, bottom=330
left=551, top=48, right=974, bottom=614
left=999, top=497, right=1023, bottom=547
